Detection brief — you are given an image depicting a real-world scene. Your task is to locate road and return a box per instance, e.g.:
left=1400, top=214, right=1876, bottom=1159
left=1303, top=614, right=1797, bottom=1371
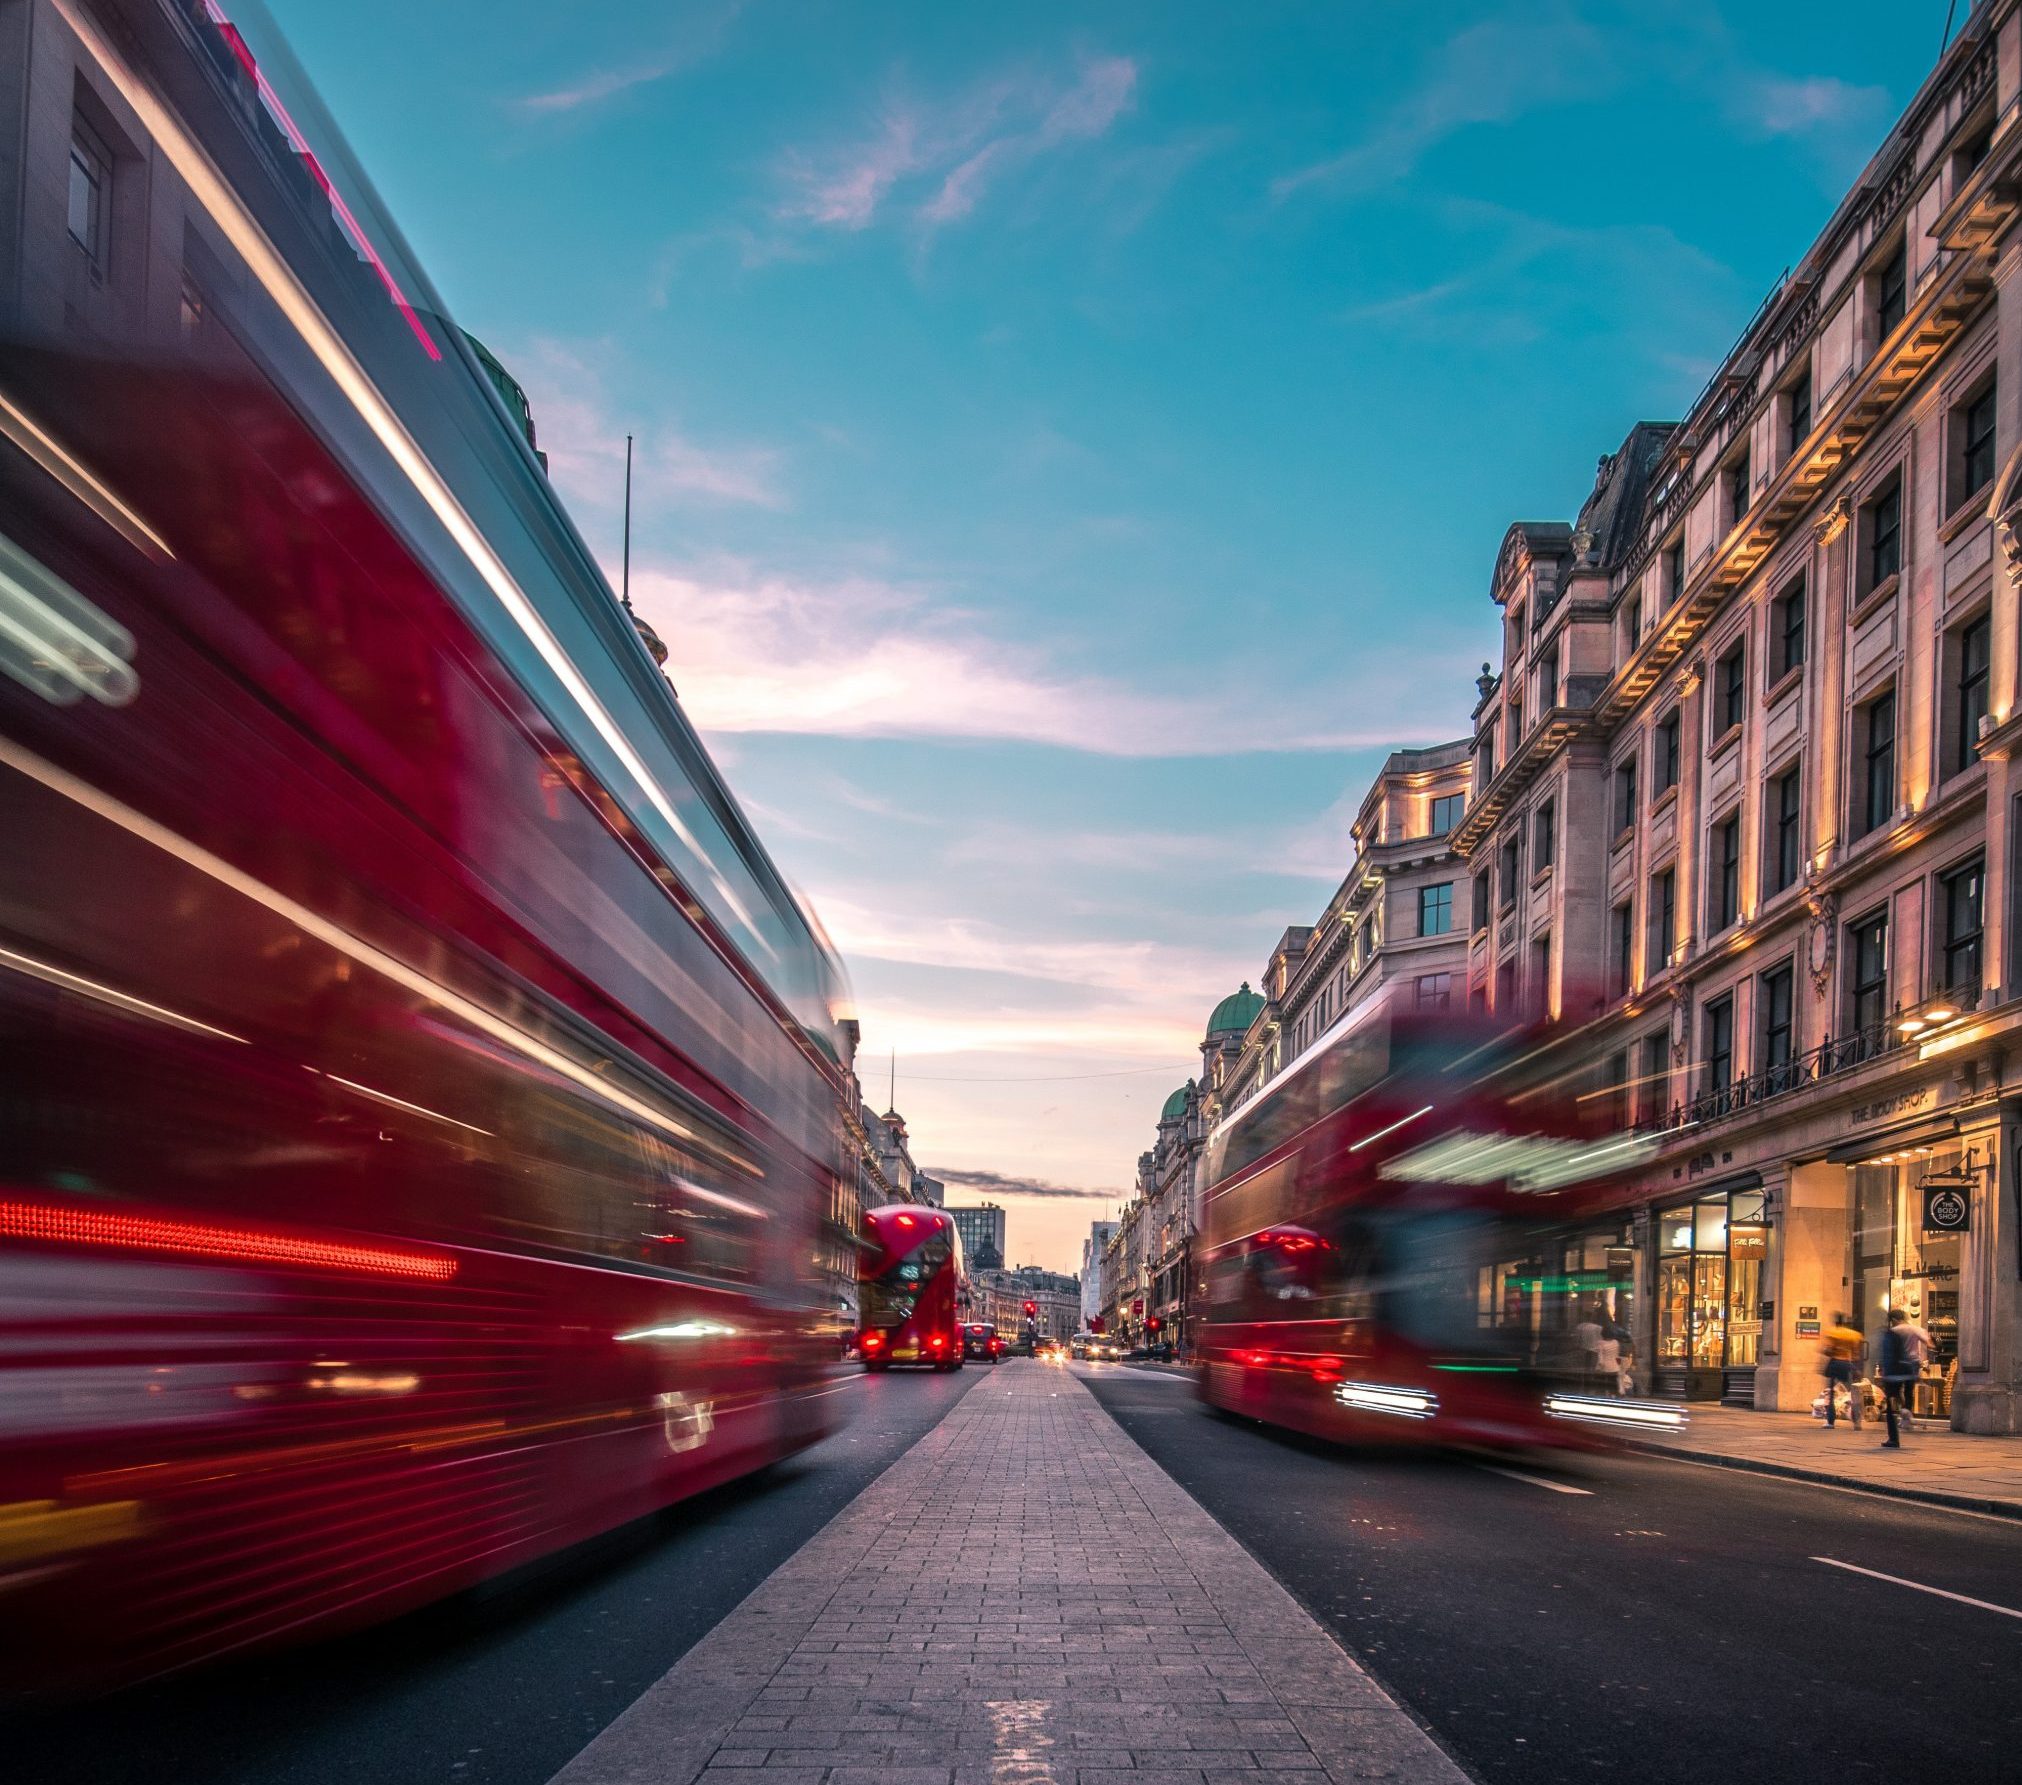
left=3, top=1365, right=980, bottom=1785
left=1079, top=1362, right=2022, bottom=1785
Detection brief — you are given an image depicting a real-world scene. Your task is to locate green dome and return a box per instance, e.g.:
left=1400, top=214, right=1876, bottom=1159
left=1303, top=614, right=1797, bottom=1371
left=1160, top=1084, right=1191, bottom=1121
left=1206, top=982, right=1265, bottom=1037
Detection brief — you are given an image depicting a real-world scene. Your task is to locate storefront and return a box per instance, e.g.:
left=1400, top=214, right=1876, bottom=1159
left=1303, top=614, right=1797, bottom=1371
left=1654, top=1180, right=1768, bottom=1403
left=1482, top=1218, right=1638, bottom=1382
left=1842, top=1138, right=1985, bottom=1423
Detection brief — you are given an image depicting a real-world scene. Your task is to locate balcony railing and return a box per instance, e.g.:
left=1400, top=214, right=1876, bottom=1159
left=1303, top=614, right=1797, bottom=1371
left=1636, top=1019, right=1901, bottom=1133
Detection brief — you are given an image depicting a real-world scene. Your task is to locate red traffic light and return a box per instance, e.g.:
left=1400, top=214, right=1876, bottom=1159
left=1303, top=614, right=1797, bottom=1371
left=1147, top=1317, right=1162, bottom=1333
left=1023, top=1300, right=1038, bottom=1317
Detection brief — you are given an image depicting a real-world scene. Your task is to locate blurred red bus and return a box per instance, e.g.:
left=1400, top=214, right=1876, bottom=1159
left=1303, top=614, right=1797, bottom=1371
left=1197, top=999, right=1675, bottom=1450
left=858, top=1207, right=969, bottom=1370
left=0, top=0, right=851, bottom=1691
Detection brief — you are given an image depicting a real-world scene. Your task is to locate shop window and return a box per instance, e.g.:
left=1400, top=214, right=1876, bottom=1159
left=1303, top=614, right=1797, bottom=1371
left=1768, top=764, right=1803, bottom=895
left=1654, top=711, right=1680, bottom=796
left=1418, top=881, right=1454, bottom=937
left=1656, top=1188, right=1766, bottom=1388
left=1614, top=755, right=1638, bottom=834
left=1714, top=641, right=1746, bottom=736
left=1648, top=866, right=1676, bottom=973
left=1856, top=689, right=1896, bottom=837
left=1703, top=994, right=1734, bottom=1094
left=1852, top=1154, right=1966, bottom=1410
left=1848, top=908, right=1889, bottom=1036
left=1946, top=611, right=1991, bottom=778
left=1429, top=792, right=1464, bottom=837
left=1612, top=901, right=1634, bottom=998
left=1771, top=575, right=1806, bottom=682
left=1710, top=813, right=1741, bottom=931
left=1724, top=447, right=1751, bottom=535
left=1939, top=856, right=1984, bottom=996
left=1534, top=798, right=1556, bottom=871
left=1759, top=961, right=1795, bottom=1085
left=1950, top=374, right=1997, bottom=513
left=1858, top=474, right=1902, bottom=598
left=1875, top=237, right=1907, bottom=339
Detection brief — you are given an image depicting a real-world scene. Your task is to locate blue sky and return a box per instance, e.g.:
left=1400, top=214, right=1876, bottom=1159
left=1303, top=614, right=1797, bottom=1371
left=270, top=0, right=1944, bottom=1269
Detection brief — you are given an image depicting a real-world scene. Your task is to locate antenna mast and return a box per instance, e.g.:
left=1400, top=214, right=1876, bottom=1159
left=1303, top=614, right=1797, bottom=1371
left=621, top=433, right=634, bottom=609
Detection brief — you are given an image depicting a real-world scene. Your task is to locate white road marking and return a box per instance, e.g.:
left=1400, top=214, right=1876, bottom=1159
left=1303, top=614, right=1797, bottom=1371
left=1810, top=1556, right=2022, bottom=1619
left=799, top=1377, right=872, bottom=1402
left=1476, top=1463, right=1594, bottom=1496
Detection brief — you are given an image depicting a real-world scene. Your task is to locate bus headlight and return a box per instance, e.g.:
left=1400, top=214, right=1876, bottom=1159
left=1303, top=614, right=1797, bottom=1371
left=1542, top=1394, right=1687, bottom=1430
left=1335, top=1382, right=1437, bottom=1420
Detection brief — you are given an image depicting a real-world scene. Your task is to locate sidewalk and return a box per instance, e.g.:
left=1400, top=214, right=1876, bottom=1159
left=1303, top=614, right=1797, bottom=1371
left=1626, top=1401, right=2022, bottom=1517
left=551, top=1362, right=1464, bottom=1785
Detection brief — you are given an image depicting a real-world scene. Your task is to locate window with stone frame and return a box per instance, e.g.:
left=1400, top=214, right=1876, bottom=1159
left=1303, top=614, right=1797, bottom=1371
left=1534, top=798, right=1556, bottom=871
left=1614, top=754, right=1638, bottom=833
left=1648, top=866, right=1676, bottom=974
left=1770, top=574, right=1806, bottom=683
left=1939, top=856, right=1984, bottom=997
left=1759, top=960, right=1795, bottom=1079
left=1945, top=610, right=1991, bottom=778
left=1713, top=641, right=1746, bottom=736
left=1875, top=236, right=1907, bottom=339
left=1785, top=362, right=1813, bottom=459
left=1847, top=908, right=1889, bottom=1035
left=1768, top=763, right=1803, bottom=896
left=1710, top=812, right=1741, bottom=932
left=1702, top=993, right=1735, bottom=1094
left=1612, top=901, right=1634, bottom=998
left=1418, top=881, right=1454, bottom=938
left=1856, top=688, right=1897, bottom=837
left=1858, top=473, right=1902, bottom=598
left=1724, top=447, right=1751, bottom=534
left=1654, top=710, right=1680, bottom=798
left=1949, top=372, right=1997, bottom=513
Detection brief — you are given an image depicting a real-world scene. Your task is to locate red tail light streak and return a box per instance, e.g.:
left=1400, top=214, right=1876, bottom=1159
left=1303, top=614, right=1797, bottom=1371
left=0, top=1200, right=458, bottom=1281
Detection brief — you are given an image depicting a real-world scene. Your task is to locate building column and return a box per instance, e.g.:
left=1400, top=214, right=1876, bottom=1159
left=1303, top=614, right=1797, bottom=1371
left=1953, top=1096, right=2022, bottom=1433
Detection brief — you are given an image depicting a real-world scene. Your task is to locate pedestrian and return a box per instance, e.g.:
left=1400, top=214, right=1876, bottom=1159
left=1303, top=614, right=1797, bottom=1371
left=1574, top=1304, right=1605, bottom=1393
left=1877, top=1308, right=1917, bottom=1448
left=1820, top=1313, right=1864, bottom=1429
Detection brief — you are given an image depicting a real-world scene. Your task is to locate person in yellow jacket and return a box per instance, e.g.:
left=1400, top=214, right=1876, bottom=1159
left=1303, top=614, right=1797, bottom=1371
left=1820, top=1315, right=1865, bottom=1429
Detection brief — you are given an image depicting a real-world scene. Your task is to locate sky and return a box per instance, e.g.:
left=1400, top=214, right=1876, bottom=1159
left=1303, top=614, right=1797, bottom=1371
left=267, top=0, right=1949, bottom=1272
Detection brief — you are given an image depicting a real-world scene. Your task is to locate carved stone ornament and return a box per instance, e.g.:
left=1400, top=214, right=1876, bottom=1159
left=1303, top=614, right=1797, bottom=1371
left=1813, top=494, right=1852, bottom=545
left=1678, top=655, right=1705, bottom=696
left=1667, top=981, right=1690, bottom=1065
left=1805, top=888, right=1838, bottom=996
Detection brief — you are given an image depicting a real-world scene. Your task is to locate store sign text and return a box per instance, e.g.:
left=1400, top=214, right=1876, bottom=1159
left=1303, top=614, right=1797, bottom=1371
left=1848, top=1086, right=1935, bottom=1127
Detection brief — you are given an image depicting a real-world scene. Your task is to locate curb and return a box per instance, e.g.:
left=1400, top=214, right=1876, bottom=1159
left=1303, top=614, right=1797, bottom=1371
left=1621, top=1438, right=2022, bottom=1520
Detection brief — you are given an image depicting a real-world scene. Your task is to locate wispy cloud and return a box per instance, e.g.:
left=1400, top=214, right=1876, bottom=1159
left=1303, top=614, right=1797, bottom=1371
left=508, top=338, right=786, bottom=509
left=777, top=53, right=1139, bottom=236
left=1272, top=7, right=1608, bottom=203
left=625, top=557, right=1460, bottom=756
left=928, top=1167, right=1117, bottom=1201
left=514, top=2, right=745, bottom=117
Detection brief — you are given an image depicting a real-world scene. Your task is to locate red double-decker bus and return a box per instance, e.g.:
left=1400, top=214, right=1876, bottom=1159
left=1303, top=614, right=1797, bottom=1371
left=0, top=1, right=850, bottom=1691
left=858, top=1206, right=969, bottom=1370
left=1197, top=998, right=1676, bottom=1450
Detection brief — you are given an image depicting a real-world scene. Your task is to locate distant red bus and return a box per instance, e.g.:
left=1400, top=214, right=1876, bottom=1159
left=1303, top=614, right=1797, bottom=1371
left=1197, top=1000, right=1671, bottom=1450
left=858, top=1207, right=969, bottom=1370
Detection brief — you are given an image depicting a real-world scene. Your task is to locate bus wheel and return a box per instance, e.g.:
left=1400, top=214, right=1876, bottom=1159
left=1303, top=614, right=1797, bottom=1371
left=864, top=1359, right=889, bottom=1372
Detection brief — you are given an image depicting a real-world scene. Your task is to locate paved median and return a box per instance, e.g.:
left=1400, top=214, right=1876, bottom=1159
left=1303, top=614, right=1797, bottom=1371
left=550, top=1361, right=1463, bottom=1785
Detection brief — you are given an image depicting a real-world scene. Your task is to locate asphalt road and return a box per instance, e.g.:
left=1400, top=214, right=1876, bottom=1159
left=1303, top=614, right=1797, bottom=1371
left=4, top=1364, right=980, bottom=1785
left=1080, top=1362, right=2022, bottom=1785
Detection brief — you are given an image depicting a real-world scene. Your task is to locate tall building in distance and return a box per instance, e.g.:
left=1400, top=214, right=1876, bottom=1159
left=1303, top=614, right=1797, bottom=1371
left=948, top=1202, right=1006, bottom=1270
left=1080, top=1221, right=1117, bottom=1326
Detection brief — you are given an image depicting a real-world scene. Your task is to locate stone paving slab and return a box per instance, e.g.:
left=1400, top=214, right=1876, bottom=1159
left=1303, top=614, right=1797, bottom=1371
left=1622, top=1401, right=2022, bottom=1517
left=549, top=1363, right=1463, bottom=1785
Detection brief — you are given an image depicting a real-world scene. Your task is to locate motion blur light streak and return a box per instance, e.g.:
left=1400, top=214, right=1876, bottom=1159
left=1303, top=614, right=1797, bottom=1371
left=1542, top=1394, right=1688, bottom=1431
left=0, top=391, right=172, bottom=557
left=1348, top=1105, right=1434, bottom=1153
left=0, top=531, right=139, bottom=708
left=0, top=737, right=741, bottom=1166
left=46, top=0, right=774, bottom=960
left=615, top=1322, right=740, bottom=1342
left=1335, top=1382, right=1438, bottom=1420
left=0, top=1201, right=458, bottom=1281
left=0, top=944, right=246, bottom=1043
left=315, top=1069, right=494, bottom=1136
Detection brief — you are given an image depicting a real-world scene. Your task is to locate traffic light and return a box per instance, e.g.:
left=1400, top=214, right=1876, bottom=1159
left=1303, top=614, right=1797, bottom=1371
left=1023, top=1300, right=1037, bottom=1317
left=1147, top=1316, right=1162, bottom=1334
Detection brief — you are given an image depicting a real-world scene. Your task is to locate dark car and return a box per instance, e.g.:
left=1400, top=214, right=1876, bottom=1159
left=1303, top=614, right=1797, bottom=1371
left=961, top=1322, right=1004, bottom=1364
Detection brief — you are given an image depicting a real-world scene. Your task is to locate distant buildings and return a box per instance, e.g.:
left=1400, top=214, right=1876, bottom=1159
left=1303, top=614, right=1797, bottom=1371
left=949, top=1202, right=1006, bottom=1271
left=1080, top=1221, right=1117, bottom=1326
left=974, top=1264, right=1081, bottom=1342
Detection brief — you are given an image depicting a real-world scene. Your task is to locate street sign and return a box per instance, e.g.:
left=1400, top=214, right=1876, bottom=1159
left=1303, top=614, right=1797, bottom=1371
left=1131, top=1297, right=1144, bottom=1318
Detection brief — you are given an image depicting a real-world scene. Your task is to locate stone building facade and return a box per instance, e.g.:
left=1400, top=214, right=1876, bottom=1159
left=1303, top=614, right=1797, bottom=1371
left=1454, top=4, right=2022, bottom=1430
left=1222, top=743, right=1475, bottom=1105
